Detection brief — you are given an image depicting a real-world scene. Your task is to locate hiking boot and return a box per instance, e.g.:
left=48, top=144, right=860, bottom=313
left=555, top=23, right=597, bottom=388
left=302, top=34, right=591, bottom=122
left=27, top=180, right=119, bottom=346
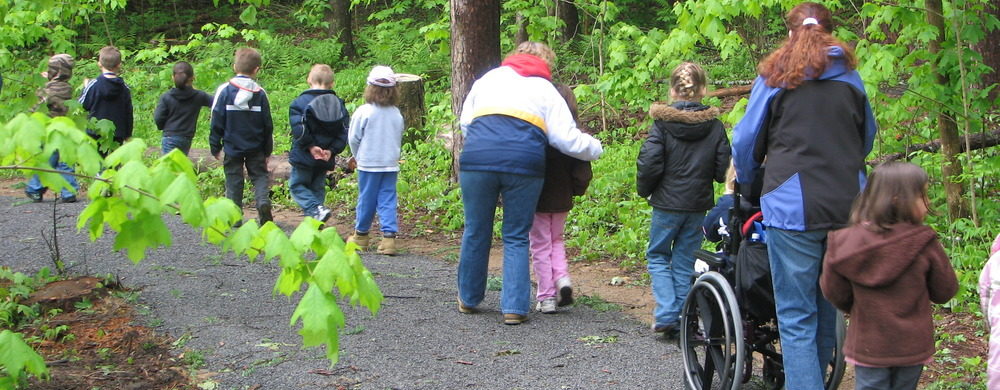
left=257, top=204, right=273, bottom=224
left=347, top=232, right=370, bottom=248
left=536, top=297, right=557, bottom=314
left=60, top=195, right=77, bottom=203
left=315, top=205, right=332, bottom=223
left=26, top=191, right=43, bottom=203
left=457, top=296, right=477, bottom=314
left=503, top=313, right=528, bottom=325
left=556, top=277, right=574, bottom=306
left=377, top=236, right=396, bottom=256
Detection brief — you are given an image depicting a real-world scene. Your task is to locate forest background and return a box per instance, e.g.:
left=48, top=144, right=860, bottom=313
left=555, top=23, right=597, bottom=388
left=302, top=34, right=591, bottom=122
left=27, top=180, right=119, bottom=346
left=0, top=0, right=997, bottom=388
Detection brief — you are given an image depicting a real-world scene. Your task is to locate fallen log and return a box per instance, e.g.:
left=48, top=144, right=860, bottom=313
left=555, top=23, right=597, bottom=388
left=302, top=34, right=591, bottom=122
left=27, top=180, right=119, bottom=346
left=707, top=85, right=752, bottom=98
left=868, top=129, right=1000, bottom=165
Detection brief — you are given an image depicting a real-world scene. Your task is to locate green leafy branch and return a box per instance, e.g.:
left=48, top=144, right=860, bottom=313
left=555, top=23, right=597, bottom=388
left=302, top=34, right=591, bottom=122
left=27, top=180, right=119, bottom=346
left=0, top=112, right=382, bottom=385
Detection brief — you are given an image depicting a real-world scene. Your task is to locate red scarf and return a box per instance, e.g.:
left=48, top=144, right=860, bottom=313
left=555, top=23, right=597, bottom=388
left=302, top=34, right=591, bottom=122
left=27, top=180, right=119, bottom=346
left=501, top=54, right=552, bottom=81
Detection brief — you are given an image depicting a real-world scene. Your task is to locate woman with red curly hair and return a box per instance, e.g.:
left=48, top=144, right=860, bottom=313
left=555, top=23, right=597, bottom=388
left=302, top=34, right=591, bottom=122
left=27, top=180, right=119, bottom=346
left=732, top=2, right=877, bottom=389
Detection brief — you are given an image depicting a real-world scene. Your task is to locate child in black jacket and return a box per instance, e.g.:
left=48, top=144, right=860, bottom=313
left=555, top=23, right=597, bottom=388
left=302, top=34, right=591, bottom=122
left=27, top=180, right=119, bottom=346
left=209, top=47, right=274, bottom=224
left=287, top=64, right=349, bottom=222
left=79, top=46, right=133, bottom=156
left=154, top=61, right=212, bottom=156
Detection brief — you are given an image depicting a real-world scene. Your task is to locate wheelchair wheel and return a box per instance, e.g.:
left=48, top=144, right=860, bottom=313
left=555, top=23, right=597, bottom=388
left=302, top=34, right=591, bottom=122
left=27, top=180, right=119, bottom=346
left=680, top=272, right=744, bottom=390
left=824, top=310, right=847, bottom=390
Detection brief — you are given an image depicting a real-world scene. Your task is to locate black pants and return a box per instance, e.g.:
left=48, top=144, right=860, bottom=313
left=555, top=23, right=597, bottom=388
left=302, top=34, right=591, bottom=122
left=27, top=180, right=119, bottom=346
left=223, top=152, right=270, bottom=210
left=854, top=364, right=923, bottom=390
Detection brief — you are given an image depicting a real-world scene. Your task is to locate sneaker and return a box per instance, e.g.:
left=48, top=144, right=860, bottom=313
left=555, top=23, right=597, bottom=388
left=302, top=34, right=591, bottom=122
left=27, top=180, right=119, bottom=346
left=257, top=204, right=273, bottom=224
left=60, top=195, right=77, bottom=203
left=536, top=297, right=557, bottom=314
left=25, top=191, right=43, bottom=203
left=503, top=313, right=528, bottom=325
left=315, top=205, right=331, bottom=223
left=347, top=232, right=370, bottom=248
left=457, top=296, right=477, bottom=314
left=377, top=236, right=396, bottom=256
left=556, top=277, right=574, bottom=307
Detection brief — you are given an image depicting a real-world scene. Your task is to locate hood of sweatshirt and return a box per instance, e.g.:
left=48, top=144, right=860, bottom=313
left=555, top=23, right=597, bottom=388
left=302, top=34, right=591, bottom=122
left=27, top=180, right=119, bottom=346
left=99, top=74, right=129, bottom=98
left=649, top=101, right=720, bottom=141
left=501, top=54, right=552, bottom=81
left=825, top=223, right=938, bottom=288
left=301, top=90, right=345, bottom=123
left=168, top=86, right=201, bottom=101
left=229, top=76, right=263, bottom=110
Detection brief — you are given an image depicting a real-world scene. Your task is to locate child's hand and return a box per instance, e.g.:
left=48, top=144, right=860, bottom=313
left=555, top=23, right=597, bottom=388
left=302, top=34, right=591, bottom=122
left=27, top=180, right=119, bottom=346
left=310, top=146, right=332, bottom=161
left=213, top=152, right=222, bottom=161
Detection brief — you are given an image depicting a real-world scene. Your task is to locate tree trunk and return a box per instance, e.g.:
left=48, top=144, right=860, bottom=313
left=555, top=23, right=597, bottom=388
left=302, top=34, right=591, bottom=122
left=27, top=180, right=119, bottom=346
left=554, top=0, right=580, bottom=41
left=395, top=73, right=426, bottom=145
left=327, top=0, right=357, bottom=59
left=927, top=0, right=968, bottom=218
left=515, top=12, right=529, bottom=46
left=978, top=1, right=1000, bottom=100
left=449, top=0, right=500, bottom=178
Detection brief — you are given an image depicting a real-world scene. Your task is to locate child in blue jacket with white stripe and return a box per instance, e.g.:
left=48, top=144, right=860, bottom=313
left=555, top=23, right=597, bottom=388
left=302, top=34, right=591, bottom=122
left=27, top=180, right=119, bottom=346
left=210, top=47, right=274, bottom=224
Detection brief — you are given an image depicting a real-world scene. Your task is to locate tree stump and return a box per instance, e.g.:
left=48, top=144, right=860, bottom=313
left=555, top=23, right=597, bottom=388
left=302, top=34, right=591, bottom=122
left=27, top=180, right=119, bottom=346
left=395, top=73, right=426, bottom=145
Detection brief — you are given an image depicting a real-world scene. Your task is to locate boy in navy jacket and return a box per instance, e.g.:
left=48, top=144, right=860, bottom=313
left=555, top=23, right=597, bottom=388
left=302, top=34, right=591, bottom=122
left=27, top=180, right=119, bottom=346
left=210, top=47, right=274, bottom=224
left=287, top=64, right=349, bottom=223
left=79, top=46, right=133, bottom=156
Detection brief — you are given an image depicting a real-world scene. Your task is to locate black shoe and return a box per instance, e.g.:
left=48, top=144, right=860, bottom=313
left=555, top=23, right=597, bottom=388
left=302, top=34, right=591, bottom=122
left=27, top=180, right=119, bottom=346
left=26, top=192, right=43, bottom=202
left=60, top=196, right=77, bottom=203
left=257, top=204, right=273, bottom=224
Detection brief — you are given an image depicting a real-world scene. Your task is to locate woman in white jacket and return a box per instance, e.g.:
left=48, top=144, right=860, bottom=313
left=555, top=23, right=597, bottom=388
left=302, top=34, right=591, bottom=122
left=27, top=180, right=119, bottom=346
left=455, top=41, right=603, bottom=325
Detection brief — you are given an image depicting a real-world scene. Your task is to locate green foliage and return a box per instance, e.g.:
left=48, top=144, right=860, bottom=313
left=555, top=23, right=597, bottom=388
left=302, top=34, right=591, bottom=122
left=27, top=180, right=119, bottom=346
left=0, top=330, right=49, bottom=388
left=1, top=112, right=383, bottom=371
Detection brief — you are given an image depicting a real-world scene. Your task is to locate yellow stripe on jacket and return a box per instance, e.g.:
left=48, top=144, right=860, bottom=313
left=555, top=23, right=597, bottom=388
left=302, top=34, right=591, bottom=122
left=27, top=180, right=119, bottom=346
left=472, top=107, right=547, bottom=133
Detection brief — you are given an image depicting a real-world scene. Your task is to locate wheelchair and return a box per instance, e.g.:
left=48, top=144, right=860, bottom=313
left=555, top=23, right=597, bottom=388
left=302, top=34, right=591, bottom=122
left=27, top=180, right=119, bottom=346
left=679, top=193, right=847, bottom=390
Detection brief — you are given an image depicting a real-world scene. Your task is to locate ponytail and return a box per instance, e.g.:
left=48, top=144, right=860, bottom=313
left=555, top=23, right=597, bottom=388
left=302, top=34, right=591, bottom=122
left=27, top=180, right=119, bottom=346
left=757, top=2, right=856, bottom=89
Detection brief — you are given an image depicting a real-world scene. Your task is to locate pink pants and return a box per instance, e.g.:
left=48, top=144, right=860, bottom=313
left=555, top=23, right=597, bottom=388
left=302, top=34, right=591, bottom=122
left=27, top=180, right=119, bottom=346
left=530, top=212, right=570, bottom=301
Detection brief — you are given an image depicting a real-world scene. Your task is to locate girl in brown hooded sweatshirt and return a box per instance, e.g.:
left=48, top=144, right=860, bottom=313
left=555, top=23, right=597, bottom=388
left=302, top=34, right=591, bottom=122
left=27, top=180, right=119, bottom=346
left=821, top=162, right=957, bottom=390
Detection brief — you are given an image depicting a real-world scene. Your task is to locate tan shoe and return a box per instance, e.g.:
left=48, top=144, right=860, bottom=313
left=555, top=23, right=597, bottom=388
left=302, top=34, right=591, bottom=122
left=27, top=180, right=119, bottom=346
left=347, top=232, right=370, bottom=248
left=377, top=237, right=396, bottom=256
left=503, top=313, right=528, bottom=325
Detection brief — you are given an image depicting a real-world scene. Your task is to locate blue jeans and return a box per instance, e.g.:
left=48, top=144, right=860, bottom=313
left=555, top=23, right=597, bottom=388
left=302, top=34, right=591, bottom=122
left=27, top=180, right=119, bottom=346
left=289, top=164, right=327, bottom=213
left=767, top=228, right=837, bottom=390
left=457, top=170, right=543, bottom=316
left=355, top=170, right=398, bottom=234
left=854, top=365, right=923, bottom=390
left=161, top=135, right=192, bottom=156
left=646, top=209, right=704, bottom=328
left=26, top=152, right=78, bottom=199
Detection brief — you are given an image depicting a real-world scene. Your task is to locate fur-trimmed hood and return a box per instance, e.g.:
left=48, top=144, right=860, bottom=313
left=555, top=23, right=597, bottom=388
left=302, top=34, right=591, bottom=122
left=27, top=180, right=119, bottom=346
left=649, top=101, right=720, bottom=124
left=649, top=101, right=721, bottom=141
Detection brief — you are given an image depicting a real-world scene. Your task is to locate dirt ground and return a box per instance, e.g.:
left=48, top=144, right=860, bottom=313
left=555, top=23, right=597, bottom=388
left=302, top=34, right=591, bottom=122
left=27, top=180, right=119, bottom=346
left=1, top=177, right=987, bottom=388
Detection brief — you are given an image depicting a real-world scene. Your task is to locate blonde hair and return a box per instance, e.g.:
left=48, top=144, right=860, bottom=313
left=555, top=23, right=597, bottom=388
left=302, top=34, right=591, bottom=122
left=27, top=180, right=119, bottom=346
left=510, top=41, right=556, bottom=67
left=234, top=47, right=262, bottom=75
left=724, top=163, right=736, bottom=194
left=307, top=64, right=334, bottom=87
left=364, top=84, right=398, bottom=107
left=670, top=62, right=708, bottom=101
left=98, top=46, right=122, bottom=71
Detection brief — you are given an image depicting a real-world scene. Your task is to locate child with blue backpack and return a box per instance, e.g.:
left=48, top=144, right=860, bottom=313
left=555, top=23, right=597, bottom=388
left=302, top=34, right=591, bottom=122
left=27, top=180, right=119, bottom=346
left=287, top=64, right=349, bottom=223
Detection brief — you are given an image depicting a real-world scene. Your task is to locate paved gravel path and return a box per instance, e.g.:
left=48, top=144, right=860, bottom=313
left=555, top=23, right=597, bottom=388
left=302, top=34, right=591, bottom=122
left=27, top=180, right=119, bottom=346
left=1, top=197, right=688, bottom=389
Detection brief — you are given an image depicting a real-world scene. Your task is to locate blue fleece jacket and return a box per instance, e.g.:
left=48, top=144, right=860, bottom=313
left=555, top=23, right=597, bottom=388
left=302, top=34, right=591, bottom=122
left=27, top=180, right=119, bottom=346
left=79, top=73, right=134, bottom=142
left=209, top=76, right=273, bottom=157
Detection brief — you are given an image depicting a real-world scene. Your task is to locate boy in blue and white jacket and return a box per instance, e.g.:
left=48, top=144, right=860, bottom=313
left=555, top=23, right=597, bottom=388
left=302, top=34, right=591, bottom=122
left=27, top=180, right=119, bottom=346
left=210, top=47, right=274, bottom=224
left=288, top=64, right=349, bottom=223
left=346, top=65, right=405, bottom=255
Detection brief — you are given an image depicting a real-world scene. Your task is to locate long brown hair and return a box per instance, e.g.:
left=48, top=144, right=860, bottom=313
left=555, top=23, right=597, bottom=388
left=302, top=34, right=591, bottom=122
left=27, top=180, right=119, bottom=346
left=757, top=2, right=857, bottom=89
left=364, top=84, right=398, bottom=107
left=849, top=162, right=931, bottom=233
